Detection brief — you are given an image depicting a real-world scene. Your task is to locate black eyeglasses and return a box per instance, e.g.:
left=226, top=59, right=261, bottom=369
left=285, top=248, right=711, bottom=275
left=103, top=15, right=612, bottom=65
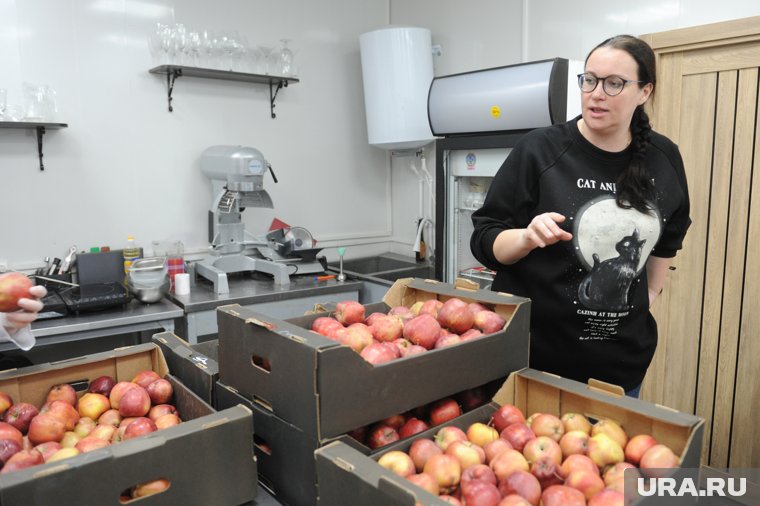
left=577, top=73, right=646, bottom=96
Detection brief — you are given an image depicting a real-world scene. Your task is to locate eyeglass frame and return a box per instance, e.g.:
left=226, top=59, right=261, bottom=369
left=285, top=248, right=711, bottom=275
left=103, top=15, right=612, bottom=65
left=577, top=72, right=647, bottom=96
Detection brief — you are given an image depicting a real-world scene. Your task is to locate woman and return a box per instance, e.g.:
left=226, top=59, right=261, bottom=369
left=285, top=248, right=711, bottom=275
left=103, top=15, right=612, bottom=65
left=470, top=35, right=691, bottom=397
left=1, top=285, right=47, bottom=350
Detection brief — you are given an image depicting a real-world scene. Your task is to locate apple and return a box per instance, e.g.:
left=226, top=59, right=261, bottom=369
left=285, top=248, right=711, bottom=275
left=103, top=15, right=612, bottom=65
left=522, top=436, right=562, bottom=466
left=3, top=402, right=39, bottom=434
left=434, top=333, right=462, bottom=349
left=565, top=469, right=606, bottom=501
left=399, top=344, right=427, bottom=357
left=359, top=341, right=399, bottom=364
left=368, top=314, right=404, bottom=342
left=155, top=413, right=181, bottom=430
left=0, top=272, right=33, bottom=312
left=109, top=381, right=141, bottom=409
left=530, top=456, right=563, bottom=489
left=561, top=412, right=592, bottom=434
left=337, top=325, right=374, bottom=354
left=367, top=424, right=400, bottom=449
left=399, top=417, right=429, bottom=439
left=77, top=392, right=111, bottom=420
left=89, top=424, right=117, bottom=441
left=461, top=463, right=497, bottom=488
left=131, top=370, right=161, bottom=389
left=403, top=314, right=442, bottom=350
left=588, top=488, right=625, bottom=506
left=525, top=412, right=542, bottom=427
left=311, top=316, right=344, bottom=337
left=460, top=479, right=501, bottom=506
left=118, top=387, right=151, bottom=417
left=0, top=421, right=24, bottom=447
left=379, top=414, right=406, bottom=430
left=491, top=404, right=526, bottom=433
left=335, top=300, right=365, bottom=326
left=41, top=400, right=80, bottom=431
left=429, top=398, right=461, bottom=427
left=75, top=435, right=110, bottom=452
left=59, top=431, right=82, bottom=448
left=489, top=449, right=529, bottom=481
left=530, top=413, right=564, bottom=442
left=639, top=444, right=680, bottom=477
left=466, top=302, right=489, bottom=320
left=87, top=375, right=117, bottom=397
left=624, top=433, right=658, bottom=466
left=459, top=329, right=484, bottom=341
left=587, top=433, right=624, bottom=468
left=132, top=478, right=170, bottom=498
left=47, top=447, right=81, bottom=463
left=592, top=419, right=628, bottom=449
left=446, top=440, right=485, bottom=469
left=145, top=379, right=173, bottom=405
left=0, top=449, right=43, bottom=473
left=33, top=441, right=62, bottom=462
left=423, top=453, right=461, bottom=495
left=473, top=310, right=507, bottom=334
left=559, top=453, right=599, bottom=478
left=497, top=495, right=532, bottom=506
left=559, top=430, right=590, bottom=458
left=437, top=298, right=475, bottom=333
left=377, top=450, right=416, bottom=477
left=483, top=438, right=513, bottom=464
left=388, top=306, right=415, bottom=323
left=406, top=472, right=439, bottom=496
left=409, top=438, right=442, bottom=472
left=419, top=299, right=444, bottom=318
left=540, top=485, right=587, bottom=506
left=457, top=386, right=488, bottom=412
left=98, top=409, right=123, bottom=427
left=500, top=422, right=535, bottom=452
left=46, top=383, right=78, bottom=407
left=603, top=461, right=636, bottom=486
left=148, top=404, right=178, bottom=422
left=0, top=392, right=13, bottom=417
left=434, top=426, right=468, bottom=452
left=499, top=469, right=541, bottom=506
left=0, top=439, right=22, bottom=466
left=73, top=417, right=97, bottom=438
left=466, top=422, right=500, bottom=448
left=123, top=417, right=157, bottom=440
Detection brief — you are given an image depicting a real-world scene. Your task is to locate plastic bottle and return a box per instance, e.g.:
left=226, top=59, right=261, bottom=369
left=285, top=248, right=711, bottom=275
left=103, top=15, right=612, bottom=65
left=123, top=236, right=141, bottom=274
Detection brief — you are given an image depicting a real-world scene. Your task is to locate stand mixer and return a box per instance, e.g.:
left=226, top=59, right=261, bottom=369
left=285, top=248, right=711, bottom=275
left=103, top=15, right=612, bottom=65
left=194, top=146, right=325, bottom=293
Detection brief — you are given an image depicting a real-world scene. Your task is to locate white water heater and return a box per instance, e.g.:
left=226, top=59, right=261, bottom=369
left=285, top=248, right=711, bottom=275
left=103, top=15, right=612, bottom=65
left=359, top=26, right=435, bottom=151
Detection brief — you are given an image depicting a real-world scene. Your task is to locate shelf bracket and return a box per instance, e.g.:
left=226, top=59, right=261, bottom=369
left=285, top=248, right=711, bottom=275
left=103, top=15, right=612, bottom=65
left=269, top=79, right=287, bottom=119
left=36, top=126, right=46, bottom=171
left=166, top=68, right=182, bottom=112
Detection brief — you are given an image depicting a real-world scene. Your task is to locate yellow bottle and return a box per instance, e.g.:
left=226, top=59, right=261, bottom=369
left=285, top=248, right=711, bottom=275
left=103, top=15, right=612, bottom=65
left=123, top=235, right=141, bottom=274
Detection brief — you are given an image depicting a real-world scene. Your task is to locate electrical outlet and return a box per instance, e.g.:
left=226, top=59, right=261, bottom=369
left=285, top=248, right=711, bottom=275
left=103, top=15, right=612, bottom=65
left=432, top=44, right=442, bottom=57
left=0, top=259, right=7, bottom=272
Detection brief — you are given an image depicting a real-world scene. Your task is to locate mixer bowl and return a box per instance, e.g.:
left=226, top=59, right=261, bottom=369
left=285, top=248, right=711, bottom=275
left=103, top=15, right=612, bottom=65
left=127, top=276, right=170, bottom=303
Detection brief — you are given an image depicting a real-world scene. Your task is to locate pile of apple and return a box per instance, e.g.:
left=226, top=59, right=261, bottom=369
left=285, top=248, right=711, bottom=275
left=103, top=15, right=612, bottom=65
left=374, top=404, right=681, bottom=506
left=311, top=298, right=507, bottom=364
left=0, top=371, right=180, bottom=498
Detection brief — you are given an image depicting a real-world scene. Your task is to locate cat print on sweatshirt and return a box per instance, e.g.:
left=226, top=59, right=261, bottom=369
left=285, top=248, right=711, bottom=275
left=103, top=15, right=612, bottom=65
left=578, top=229, right=646, bottom=311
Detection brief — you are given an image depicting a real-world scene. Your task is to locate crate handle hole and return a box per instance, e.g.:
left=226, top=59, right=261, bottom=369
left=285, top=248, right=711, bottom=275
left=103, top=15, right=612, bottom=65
left=119, top=478, right=171, bottom=503
left=251, top=354, right=272, bottom=372
left=254, top=434, right=272, bottom=456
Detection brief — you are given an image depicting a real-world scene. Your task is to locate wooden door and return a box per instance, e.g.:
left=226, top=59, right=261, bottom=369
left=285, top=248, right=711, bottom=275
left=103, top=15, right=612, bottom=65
left=640, top=17, right=760, bottom=467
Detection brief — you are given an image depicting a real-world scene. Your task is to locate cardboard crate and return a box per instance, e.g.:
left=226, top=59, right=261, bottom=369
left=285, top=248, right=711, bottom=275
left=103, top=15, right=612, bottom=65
left=315, top=368, right=705, bottom=505
left=152, top=332, right=219, bottom=406
left=0, top=343, right=257, bottom=506
left=217, top=278, right=530, bottom=440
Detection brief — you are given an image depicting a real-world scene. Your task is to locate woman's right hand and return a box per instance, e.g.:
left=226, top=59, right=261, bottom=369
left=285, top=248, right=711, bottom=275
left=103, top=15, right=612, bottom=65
left=522, top=212, right=573, bottom=249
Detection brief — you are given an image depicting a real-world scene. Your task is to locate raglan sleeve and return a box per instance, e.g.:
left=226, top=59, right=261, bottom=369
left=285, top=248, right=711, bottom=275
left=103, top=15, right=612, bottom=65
left=651, top=143, right=691, bottom=258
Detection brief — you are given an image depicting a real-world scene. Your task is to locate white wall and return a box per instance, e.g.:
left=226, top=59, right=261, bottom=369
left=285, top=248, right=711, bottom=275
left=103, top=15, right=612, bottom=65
left=0, top=0, right=393, bottom=270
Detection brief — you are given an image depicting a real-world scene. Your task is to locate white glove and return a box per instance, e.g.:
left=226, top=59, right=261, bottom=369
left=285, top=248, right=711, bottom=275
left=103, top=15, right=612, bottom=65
left=0, top=285, right=47, bottom=351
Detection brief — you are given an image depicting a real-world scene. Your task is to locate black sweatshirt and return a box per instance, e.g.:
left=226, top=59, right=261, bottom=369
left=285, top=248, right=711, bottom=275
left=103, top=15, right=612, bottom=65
left=470, top=118, right=691, bottom=390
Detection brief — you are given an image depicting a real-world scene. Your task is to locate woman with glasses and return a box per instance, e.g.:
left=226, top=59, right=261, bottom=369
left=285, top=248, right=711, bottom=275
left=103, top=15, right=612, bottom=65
left=471, top=35, right=690, bottom=398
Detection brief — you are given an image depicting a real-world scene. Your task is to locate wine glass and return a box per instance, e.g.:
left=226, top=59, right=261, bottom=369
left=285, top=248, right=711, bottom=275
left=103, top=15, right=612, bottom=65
left=257, top=45, right=275, bottom=75
left=278, top=39, right=295, bottom=76
left=0, top=89, right=7, bottom=120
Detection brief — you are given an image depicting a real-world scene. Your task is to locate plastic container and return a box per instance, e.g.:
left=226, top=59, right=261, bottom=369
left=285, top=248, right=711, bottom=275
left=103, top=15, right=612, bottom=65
left=123, top=235, right=142, bottom=274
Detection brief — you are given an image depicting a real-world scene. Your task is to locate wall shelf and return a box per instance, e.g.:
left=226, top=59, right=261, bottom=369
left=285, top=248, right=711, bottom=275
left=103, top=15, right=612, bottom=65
left=149, top=65, right=300, bottom=118
left=0, top=121, right=68, bottom=171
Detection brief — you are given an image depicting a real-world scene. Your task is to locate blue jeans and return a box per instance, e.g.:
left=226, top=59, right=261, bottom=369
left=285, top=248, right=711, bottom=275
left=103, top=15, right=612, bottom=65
left=626, top=384, right=642, bottom=398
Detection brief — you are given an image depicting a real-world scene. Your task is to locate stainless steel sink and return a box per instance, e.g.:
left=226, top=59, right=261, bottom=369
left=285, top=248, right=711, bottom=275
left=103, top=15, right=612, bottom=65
left=328, top=254, right=436, bottom=282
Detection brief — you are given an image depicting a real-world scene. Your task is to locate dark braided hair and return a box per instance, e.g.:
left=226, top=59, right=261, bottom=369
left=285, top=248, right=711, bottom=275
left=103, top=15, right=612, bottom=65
left=587, top=35, right=656, bottom=214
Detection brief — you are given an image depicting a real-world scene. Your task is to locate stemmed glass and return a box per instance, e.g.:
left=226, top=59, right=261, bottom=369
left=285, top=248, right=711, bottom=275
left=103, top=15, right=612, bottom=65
left=278, top=39, right=295, bottom=76
left=257, top=45, right=275, bottom=75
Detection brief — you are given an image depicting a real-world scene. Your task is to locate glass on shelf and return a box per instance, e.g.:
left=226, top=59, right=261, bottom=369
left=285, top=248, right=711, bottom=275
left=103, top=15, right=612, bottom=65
left=277, top=39, right=297, bottom=77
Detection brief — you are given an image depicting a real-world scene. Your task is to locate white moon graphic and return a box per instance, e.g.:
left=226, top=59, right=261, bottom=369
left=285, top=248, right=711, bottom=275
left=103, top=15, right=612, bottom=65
left=574, top=196, right=661, bottom=273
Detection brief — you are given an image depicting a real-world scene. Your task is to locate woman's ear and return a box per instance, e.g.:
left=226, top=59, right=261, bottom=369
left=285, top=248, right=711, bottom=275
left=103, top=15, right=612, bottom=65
left=638, top=82, right=654, bottom=106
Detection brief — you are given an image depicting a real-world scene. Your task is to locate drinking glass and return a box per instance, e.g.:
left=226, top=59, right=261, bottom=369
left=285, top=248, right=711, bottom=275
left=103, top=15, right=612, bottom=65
left=0, top=89, right=6, bottom=119
left=278, top=39, right=295, bottom=76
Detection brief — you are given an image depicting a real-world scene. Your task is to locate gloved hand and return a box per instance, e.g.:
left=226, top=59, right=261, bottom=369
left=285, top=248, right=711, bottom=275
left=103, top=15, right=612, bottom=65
left=1, top=285, right=47, bottom=350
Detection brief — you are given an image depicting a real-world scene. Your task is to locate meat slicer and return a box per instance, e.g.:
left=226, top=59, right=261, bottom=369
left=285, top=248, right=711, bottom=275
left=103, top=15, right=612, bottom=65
left=194, top=146, right=325, bottom=294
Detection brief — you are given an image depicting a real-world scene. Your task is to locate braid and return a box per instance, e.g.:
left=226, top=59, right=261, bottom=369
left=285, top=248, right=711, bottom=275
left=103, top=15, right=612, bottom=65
left=616, top=106, right=656, bottom=214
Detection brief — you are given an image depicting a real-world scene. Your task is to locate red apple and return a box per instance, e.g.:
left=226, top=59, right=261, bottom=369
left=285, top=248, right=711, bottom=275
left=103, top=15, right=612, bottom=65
left=434, top=333, right=462, bottom=349
left=497, top=495, right=532, bottom=506
left=123, top=417, right=157, bottom=440
left=335, top=300, right=365, bottom=326
left=419, top=299, right=444, bottom=318
left=498, top=469, right=541, bottom=506
left=565, top=469, right=606, bottom=501
left=523, top=436, right=562, bottom=466
left=530, top=413, right=564, bottom=442
left=530, top=456, right=563, bottom=489
left=155, top=413, right=181, bottom=430
left=409, top=438, right=442, bottom=472
left=366, top=424, right=400, bottom=449
left=0, top=392, right=13, bottom=417
left=148, top=404, right=179, bottom=422
left=561, top=412, right=592, bottom=434
left=459, top=329, right=484, bottom=341
left=33, top=441, right=62, bottom=462
left=603, top=461, right=636, bottom=487
left=423, top=453, right=461, bottom=495
left=87, top=375, right=117, bottom=397
left=118, top=387, right=151, bottom=417
left=399, top=417, right=429, bottom=439
left=406, top=472, right=439, bottom=496
left=145, top=379, right=173, bottom=405
left=588, top=488, right=625, bottom=506
left=0, top=439, right=22, bottom=465
left=559, top=453, right=599, bottom=478
left=541, top=485, right=587, bottom=506
left=109, top=381, right=141, bottom=409
left=0, top=272, right=33, bottom=312
left=380, top=414, right=406, bottom=430
left=434, top=426, right=468, bottom=451
left=131, top=370, right=161, bottom=389
left=311, top=316, right=344, bottom=338
left=0, top=448, right=43, bottom=473
left=457, top=386, right=488, bottom=411
left=75, top=435, right=111, bottom=452
left=3, top=403, right=39, bottom=434
left=591, top=419, right=628, bottom=449
left=359, top=341, right=399, bottom=364
left=466, top=302, right=489, bottom=320
left=446, top=440, right=485, bottom=469
left=388, top=306, right=415, bottom=323
left=500, top=422, right=535, bottom=452
left=403, top=314, right=442, bottom=350
left=489, top=449, right=529, bottom=481
left=27, top=414, right=65, bottom=445
left=624, top=434, right=658, bottom=466
left=400, top=344, right=427, bottom=357
left=474, top=310, right=507, bottom=334
left=377, top=450, right=416, bottom=477
left=47, top=383, right=78, bottom=407
left=559, top=430, right=590, bottom=458
left=41, top=400, right=80, bottom=431
left=132, top=478, right=170, bottom=498
left=77, top=392, right=111, bottom=420
left=337, top=324, right=374, bottom=353
left=429, top=398, right=461, bottom=426
left=491, top=404, right=526, bottom=433
left=460, top=479, right=501, bottom=506
left=0, top=422, right=24, bottom=448
left=639, top=444, right=680, bottom=477
left=437, top=298, right=475, bottom=333
left=461, top=463, right=497, bottom=488
left=483, top=438, right=513, bottom=464
left=98, top=409, right=123, bottom=427
left=368, top=314, right=404, bottom=342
